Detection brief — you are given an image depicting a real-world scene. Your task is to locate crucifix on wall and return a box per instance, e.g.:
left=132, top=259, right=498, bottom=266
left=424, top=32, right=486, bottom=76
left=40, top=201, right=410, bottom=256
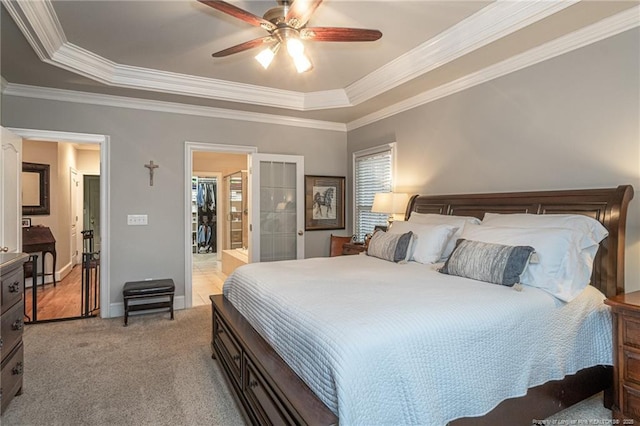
left=144, top=160, right=159, bottom=186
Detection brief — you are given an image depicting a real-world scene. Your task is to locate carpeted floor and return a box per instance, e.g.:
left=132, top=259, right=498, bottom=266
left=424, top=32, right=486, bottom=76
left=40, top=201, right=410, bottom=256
left=1, top=306, right=245, bottom=426
left=1, top=305, right=611, bottom=425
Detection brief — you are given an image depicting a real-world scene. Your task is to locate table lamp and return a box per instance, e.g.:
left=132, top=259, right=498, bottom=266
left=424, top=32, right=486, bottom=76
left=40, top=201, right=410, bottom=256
left=371, top=192, right=409, bottom=226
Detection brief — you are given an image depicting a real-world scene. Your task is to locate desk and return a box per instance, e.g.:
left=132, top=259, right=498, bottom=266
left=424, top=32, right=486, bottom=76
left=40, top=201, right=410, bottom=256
left=22, top=226, right=56, bottom=286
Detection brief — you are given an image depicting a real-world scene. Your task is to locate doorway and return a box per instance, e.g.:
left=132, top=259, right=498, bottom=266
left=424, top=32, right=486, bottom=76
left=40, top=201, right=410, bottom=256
left=191, top=150, right=249, bottom=306
left=185, top=142, right=257, bottom=308
left=8, top=128, right=109, bottom=321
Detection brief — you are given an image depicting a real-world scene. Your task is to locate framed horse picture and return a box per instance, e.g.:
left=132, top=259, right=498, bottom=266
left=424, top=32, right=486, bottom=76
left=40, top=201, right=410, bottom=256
left=305, top=175, right=345, bottom=231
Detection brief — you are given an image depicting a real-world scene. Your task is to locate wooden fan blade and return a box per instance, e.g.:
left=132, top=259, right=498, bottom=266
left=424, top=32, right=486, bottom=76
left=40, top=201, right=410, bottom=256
left=300, top=27, right=382, bottom=42
left=285, top=0, right=323, bottom=29
left=212, top=36, right=275, bottom=57
left=198, top=0, right=276, bottom=31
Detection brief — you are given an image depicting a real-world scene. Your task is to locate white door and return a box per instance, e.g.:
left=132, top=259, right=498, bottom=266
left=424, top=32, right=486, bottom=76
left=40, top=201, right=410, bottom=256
left=1, top=127, right=22, bottom=253
left=249, top=154, right=304, bottom=263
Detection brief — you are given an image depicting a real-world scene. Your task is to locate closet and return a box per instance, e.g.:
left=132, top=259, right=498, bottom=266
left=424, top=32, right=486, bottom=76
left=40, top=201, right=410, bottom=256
left=192, top=176, right=217, bottom=253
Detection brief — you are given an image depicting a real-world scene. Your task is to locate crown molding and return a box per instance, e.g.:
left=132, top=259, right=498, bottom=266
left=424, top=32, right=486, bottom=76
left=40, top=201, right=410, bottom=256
left=2, top=0, right=65, bottom=60
left=347, top=5, right=640, bottom=131
left=6, top=0, right=579, bottom=112
left=1, top=83, right=346, bottom=132
left=344, top=0, right=578, bottom=105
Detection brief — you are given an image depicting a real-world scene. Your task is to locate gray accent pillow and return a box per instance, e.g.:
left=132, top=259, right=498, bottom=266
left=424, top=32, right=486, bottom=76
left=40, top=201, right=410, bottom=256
left=367, top=231, right=413, bottom=263
left=439, top=239, right=535, bottom=286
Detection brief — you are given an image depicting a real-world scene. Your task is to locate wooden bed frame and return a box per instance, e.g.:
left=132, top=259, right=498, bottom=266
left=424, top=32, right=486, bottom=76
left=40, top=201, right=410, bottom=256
left=210, top=185, right=634, bottom=425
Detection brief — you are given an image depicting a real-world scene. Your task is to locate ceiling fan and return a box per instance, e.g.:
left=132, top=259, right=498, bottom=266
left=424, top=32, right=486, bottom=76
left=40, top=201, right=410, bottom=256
left=198, top=0, right=382, bottom=73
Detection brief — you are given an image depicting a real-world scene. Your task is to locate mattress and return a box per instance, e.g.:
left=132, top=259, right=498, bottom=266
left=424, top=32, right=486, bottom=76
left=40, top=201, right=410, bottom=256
left=223, top=254, right=612, bottom=425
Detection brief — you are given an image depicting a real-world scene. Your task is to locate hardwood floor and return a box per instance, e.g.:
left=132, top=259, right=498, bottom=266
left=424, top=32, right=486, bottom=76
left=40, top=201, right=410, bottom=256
left=192, top=253, right=225, bottom=306
left=24, top=264, right=99, bottom=321
left=24, top=254, right=224, bottom=321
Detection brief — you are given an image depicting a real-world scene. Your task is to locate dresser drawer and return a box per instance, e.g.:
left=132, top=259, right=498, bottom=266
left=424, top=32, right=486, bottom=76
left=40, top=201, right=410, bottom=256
left=244, top=355, right=295, bottom=425
left=1, top=342, right=24, bottom=414
left=0, top=301, right=24, bottom=361
left=1, top=267, right=23, bottom=313
left=622, top=383, right=640, bottom=420
left=622, top=316, right=640, bottom=348
left=213, top=312, right=242, bottom=386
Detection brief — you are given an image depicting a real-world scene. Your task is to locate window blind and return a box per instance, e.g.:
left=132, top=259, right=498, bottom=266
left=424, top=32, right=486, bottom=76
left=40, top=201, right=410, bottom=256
left=354, top=148, right=393, bottom=241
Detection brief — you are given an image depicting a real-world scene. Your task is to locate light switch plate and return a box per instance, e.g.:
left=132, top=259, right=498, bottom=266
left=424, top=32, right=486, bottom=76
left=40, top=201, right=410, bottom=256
left=127, top=214, right=148, bottom=225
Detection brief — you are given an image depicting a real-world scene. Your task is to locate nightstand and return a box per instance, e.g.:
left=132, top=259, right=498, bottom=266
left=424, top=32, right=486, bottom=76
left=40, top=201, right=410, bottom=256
left=342, top=242, right=367, bottom=256
left=605, top=291, right=640, bottom=422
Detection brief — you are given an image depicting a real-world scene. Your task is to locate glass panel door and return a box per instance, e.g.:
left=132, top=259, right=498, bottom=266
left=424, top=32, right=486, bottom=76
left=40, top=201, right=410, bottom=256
left=249, top=154, right=304, bottom=263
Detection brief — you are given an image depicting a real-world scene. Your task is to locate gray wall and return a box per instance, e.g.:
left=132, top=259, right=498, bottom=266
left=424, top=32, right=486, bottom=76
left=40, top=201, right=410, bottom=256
left=347, top=28, right=640, bottom=291
left=1, top=98, right=347, bottom=309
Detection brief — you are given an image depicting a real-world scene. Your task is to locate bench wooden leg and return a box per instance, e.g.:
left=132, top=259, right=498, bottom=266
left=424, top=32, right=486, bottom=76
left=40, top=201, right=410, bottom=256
left=170, top=294, right=174, bottom=320
left=124, top=297, right=129, bottom=326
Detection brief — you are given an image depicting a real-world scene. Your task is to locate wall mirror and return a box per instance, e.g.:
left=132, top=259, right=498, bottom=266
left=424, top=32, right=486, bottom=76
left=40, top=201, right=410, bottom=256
left=22, top=162, right=50, bottom=215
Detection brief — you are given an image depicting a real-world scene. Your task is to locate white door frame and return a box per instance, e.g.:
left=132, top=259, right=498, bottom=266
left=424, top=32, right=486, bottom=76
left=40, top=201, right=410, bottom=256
left=8, top=128, right=111, bottom=319
left=184, top=141, right=257, bottom=309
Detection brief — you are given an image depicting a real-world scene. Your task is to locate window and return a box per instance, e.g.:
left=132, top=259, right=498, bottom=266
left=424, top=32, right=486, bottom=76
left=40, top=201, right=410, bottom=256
left=353, top=144, right=395, bottom=241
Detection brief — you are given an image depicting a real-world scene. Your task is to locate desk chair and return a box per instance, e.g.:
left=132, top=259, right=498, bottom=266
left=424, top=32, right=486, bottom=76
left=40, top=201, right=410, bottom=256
left=329, top=234, right=353, bottom=257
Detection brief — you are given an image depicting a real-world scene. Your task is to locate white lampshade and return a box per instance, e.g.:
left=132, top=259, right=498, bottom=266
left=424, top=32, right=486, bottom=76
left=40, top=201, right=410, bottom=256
left=255, top=43, right=280, bottom=69
left=371, top=192, right=409, bottom=214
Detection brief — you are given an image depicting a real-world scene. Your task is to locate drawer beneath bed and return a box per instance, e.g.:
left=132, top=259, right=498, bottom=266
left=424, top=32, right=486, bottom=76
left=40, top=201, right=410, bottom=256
left=213, top=311, right=242, bottom=386
left=244, top=354, right=297, bottom=425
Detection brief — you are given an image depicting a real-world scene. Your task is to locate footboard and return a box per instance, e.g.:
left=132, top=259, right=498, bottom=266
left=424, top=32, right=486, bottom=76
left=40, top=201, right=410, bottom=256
left=210, top=294, right=338, bottom=426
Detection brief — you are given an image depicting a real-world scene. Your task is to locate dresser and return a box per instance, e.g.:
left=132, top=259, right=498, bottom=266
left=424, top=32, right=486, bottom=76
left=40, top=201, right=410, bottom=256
left=1, top=252, right=28, bottom=413
left=605, top=291, right=640, bottom=422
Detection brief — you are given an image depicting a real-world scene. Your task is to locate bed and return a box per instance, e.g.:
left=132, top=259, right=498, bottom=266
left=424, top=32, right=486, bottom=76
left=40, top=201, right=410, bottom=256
left=210, top=185, right=634, bottom=425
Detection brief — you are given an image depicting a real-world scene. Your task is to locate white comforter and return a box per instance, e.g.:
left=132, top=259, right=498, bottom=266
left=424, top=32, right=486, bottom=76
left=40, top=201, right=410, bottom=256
left=222, top=254, right=612, bottom=425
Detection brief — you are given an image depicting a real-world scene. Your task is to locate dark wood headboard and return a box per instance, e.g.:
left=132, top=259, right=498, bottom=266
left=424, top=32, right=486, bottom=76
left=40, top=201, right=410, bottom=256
left=405, top=185, right=634, bottom=298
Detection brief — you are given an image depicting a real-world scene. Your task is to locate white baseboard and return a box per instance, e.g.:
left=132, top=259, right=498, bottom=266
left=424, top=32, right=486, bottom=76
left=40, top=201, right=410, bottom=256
left=108, top=295, right=185, bottom=318
left=23, top=261, right=73, bottom=288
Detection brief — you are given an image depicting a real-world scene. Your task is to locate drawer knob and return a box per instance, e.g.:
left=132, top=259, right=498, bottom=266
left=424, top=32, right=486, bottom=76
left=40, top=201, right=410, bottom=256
left=0, top=338, right=3, bottom=349
left=216, top=328, right=224, bottom=335
left=232, top=354, right=240, bottom=361
left=12, top=319, right=24, bottom=331
left=8, top=282, right=20, bottom=293
left=249, top=380, right=258, bottom=389
left=12, top=362, right=23, bottom=376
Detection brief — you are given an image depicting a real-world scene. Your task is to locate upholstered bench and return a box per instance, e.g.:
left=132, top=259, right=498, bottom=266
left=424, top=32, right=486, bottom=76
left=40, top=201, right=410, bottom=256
left=122, top=278, right=175, bottom=326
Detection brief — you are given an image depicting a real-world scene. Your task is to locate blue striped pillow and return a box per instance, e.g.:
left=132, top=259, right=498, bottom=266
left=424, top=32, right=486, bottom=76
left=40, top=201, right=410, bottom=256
left=439, top=239, right=535, bottom=286
left=367, top=231, right=413, bottom=263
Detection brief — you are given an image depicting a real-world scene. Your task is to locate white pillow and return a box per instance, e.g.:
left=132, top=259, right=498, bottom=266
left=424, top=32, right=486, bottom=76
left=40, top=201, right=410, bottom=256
left=408, top=213, right=481, bottom=260
left=460, top=223, right=588, bottom=302
left=481, top=213, right=607, bottom=295
left=482, top=213, right=608, bottom=248
left=388, top=221, right=458, bottom=264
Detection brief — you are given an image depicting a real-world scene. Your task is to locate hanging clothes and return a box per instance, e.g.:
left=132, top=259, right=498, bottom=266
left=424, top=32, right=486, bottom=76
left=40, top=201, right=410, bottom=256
left=198, top=182, right=216, bottom=213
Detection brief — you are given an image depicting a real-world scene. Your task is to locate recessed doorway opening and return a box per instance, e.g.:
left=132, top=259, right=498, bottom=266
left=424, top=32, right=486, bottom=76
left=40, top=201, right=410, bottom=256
left=185, top=142, right=256, bottom=308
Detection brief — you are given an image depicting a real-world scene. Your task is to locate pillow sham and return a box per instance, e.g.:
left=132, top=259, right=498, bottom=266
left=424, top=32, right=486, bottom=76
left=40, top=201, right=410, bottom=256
left=367, top=230, right=413, bottom=263
left=460, top=223, right=587, bottom=301
left=388, top=221, right=458, bottom=264
left=439, top=239, right=535, bottom=286
left=407, top=213, right=481, bottom=260
left=482, top=213, right=608, bottom=248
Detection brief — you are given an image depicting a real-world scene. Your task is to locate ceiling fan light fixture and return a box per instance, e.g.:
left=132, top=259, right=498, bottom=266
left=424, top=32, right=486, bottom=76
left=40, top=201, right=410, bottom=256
left=255, top=43, right=280, bottom=69
left=293, top=53, right=313, bottom=73
left=286, top=37, right=305, bottom=58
